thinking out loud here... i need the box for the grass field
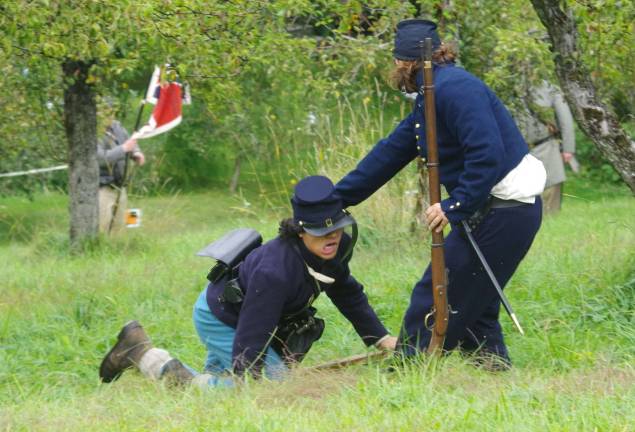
[0,179,633,431]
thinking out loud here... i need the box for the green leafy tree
[2,0,376,250]
[1,2,165,250]
[1,0,417,203]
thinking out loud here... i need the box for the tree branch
[11,44,62,60]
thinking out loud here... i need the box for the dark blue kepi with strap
[291,175,355,236]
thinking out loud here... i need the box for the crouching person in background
[99,175,397,388]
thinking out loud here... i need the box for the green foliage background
[1,0,633,195]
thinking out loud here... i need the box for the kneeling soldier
[99,175,397,387]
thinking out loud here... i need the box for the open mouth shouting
[301,228,344,260]
[321,238,340,258]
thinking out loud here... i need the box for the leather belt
[490,196,528,208]
[464,196,530,231]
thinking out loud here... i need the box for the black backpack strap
[339,211,358,264]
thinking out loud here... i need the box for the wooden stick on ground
[310,350,390,371]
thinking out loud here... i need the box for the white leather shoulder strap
[306,264,335,284]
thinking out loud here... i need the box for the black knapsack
[197,228,263,303]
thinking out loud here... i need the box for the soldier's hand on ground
[132,151,145,166]
[376,335,398,351]
[425,203,448,233]
[122,138,138,153]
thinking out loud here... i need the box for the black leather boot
[99,320,153,383]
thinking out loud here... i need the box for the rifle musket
[419,37,450,355]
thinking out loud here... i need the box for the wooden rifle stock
[421,38,449,355]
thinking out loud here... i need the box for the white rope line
[0,165,68,179]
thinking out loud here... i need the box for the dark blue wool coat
[207,235,388,375]
[335,64,529,223]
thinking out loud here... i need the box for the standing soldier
[516,81,578,214]
[97,119,145,233]
[335,19,546,368]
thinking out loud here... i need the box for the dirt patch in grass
[252,367,360,407]
[547,363,635,396]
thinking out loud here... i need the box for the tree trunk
[62,60,98,251]
[530,0,635,193]
[434,0,453,30]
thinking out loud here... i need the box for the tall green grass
[1,176,633,430]
[240,88,423,243]
[1,93,634,430]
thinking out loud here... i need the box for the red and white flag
[132,66,189,140]
[144,66,161,105]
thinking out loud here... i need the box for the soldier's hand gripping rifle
[421,38,449,355]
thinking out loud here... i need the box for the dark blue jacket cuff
[441,198,473,224]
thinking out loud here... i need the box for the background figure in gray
[516,81,578,214]
[97,120,145,232]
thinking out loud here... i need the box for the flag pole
[121,99,147,187]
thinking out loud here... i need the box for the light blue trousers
[190,287,288,387]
